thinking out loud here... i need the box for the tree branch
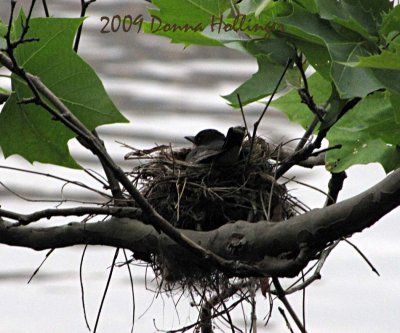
[1,168,398,277]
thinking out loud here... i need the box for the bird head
[184,129,225,147]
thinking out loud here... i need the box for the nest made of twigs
[126,136,302,284]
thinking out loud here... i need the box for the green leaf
[326,92,400,173]
[371,68,400,94]
[389,91,400,125]
[295,0,318,14]
[149,0,231,27]
[344,44,400,70]
[316,0,378,38]
[0,21,6,53]
[144,0,232,46]
[276,3,389,98]
[355,0,393,20]
[271,72,332,128]
[238,0,262,14]
[243,38,296,65]
[380,5,400,36]
[255,0,273,18]
[0,86,12,94]
[329,41,383,98]
[326,139,400,173]
[222,55,288,107]
[295,39,331,79]
[0,11,128,168]
[319,83,348,131]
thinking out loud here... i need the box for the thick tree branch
[1,168,398,277]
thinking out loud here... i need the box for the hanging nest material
[125,134,304,284]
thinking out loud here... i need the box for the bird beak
[184,135,196,144]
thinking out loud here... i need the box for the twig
[80,244,91,331]
[27,248,54,283]
[344,239,380,276]
[272,278,307,333]
[246,59,293,168]
[278,307,294,333]
[0,165,111,198]
[41,0,50,17]
[301,271,306,331]
[237,94,251,140]
[93,248,119,333]
[123,249,135,333]
[295,53,324,121]
[249,278,257,333]
[280,241,339,295]
[0,206,141,226]
[324,171,347,206]
[74,0,97,52]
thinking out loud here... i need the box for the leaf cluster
[144,0,400,172]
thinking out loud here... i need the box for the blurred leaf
[277,3,389,98]
[243,38,296,65]
[0,86,12,94]
[238,0,262,14]
[355,0,393,21]
[329,41,383,98]
[316,0,378,38]
[149,0,231,26]
[0,21,6,55]
[319,84,348,131]
[255,0,273,18]
[343,44,400,70]
[389,91,400,124]
[0,12,128,168]
[295,39,331,79]
[380,5,400,36]
[295,0,318,14]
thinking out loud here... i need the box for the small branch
[74,0,97,52]
[294,54,325,121]
[237,94,251,141]
[0,165,111,199]
[278,307,294,333]
[280,241,339,295]
[344,239,380,276]
[199,282,249,333]
[294,115,319,152]
[325,171,347,206]
[93,248,119,333]
[0,206,141,226]
[268,143,325,168]
[41,0,50,17]
[123,249,135,333]
[273,278,306,333]
[247,59,293,167]
[27,248,54,283]
[79,245,92,331]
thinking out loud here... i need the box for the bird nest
[127,137,297,229]
[126,135,302,285]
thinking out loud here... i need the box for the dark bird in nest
[185,126,246,164]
